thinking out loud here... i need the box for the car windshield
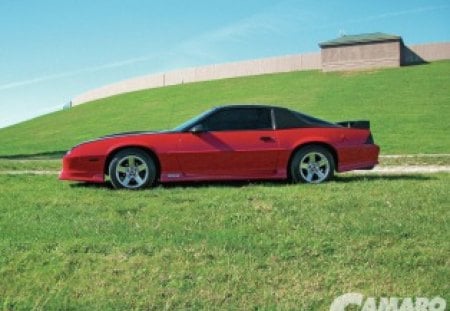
[172,108,215,132]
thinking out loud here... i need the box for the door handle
[260,136,275,142]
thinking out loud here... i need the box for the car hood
[96,129,177,141]
[100,130,162,139]
[71,130,174,150]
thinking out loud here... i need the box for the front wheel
[290,146,335,184]
[108,148,156,189]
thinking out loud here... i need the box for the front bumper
[59,153,105,183]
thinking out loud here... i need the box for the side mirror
[190,124,206,134]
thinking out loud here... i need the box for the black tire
[290,145,335,184]
[108,148,156,190]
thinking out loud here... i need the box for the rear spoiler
[337,120,370,129]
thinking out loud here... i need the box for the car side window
[202,108,272,131]
[274,108,305,129]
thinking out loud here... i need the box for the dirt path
[353,165,450,174]
[1,166,450,176]
[379,154,450,158]
[0,170,59,175]
[1,154,450,176]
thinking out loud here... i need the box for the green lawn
[1,61,449,157]
[0,174,448,310]
[0,61,449,310]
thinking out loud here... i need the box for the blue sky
[0,0,449,128]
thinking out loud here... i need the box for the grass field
[0,173,449,310]
[0,61,449,310]
[0,61,449,156]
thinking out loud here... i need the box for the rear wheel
[290,146,334,184]
[108,148,156,189]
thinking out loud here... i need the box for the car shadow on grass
[69,174,435,190]
[70,182,113,190]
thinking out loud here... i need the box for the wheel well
[104,146,161,179]
[287,142,338,179]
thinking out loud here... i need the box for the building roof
[319,32,402,48]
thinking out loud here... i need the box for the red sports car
[60,105,379,189]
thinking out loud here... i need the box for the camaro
[60,105,380,189]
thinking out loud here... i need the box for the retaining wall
[409,42,450,61]
[71,53,321,106]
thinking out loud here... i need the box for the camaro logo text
[330,293,446,311]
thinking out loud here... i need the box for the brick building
[319,32,403,72]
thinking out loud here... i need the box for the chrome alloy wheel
[299,152,330,183]
[115,155,149,189]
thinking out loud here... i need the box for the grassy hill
[1,61,449,156]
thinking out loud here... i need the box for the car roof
[215,104,281,110]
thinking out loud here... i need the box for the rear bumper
[337,144,380,172]
[59,154,105,183]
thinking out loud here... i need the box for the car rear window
[274,108,336,129]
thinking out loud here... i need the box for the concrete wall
[71,53,321,106]
[321,41,401,72]
[72,74,165,106]
[71,42,450,106]
[404,42,450,64]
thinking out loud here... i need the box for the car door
[176,107,280,178]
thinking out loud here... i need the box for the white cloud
[0,55,160,91]
[339,4,450,27]
[0,1,302,92]
[309,4,450,32]
[175,1,308,63]
[1,2,448,92]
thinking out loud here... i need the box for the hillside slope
[0,61,449,156]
